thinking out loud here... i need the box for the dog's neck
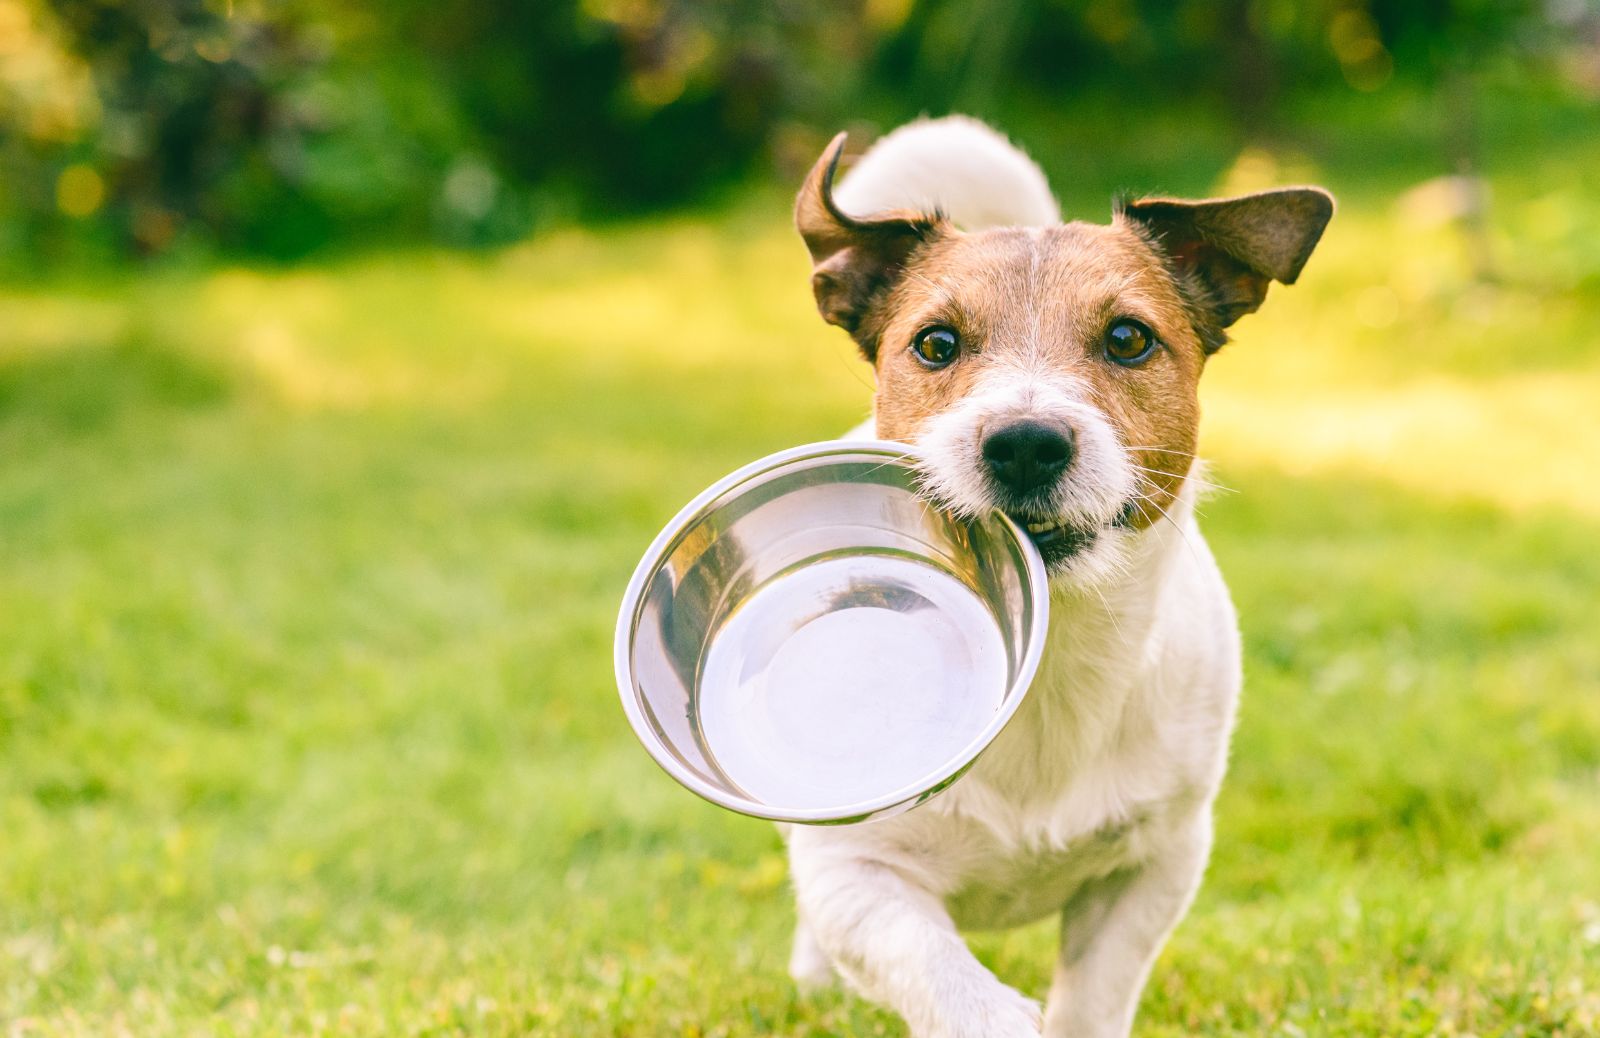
[1052,475,1204,656]
[954,480,1204,815]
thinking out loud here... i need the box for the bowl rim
[613,438,1051,824]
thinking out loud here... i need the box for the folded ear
[1120,187,1333,352]
[796,132,947,361]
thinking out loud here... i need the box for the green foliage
[0,0,876,263]
[1,0,1594,265]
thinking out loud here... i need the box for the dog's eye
[911,326,960,369]
[1104,318,1158,366]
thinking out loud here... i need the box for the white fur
[912,357,1139,588]
[786,122,1243,1038]
[833,115,1061,229]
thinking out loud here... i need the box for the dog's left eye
[1104,318,1158,366]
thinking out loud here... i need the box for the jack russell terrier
[782,116,1332,1037]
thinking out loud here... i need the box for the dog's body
[782,118,1332,1038]
[787,484,1238,1037]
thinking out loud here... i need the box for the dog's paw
[924,982,1042,1038]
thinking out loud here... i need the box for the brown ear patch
[795,133,949,360]
[1121,187,1333,352]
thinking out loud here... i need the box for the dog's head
[797,133,1332,583]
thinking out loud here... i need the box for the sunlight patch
[1202,371,1600,517]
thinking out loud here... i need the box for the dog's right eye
[911,326,960,368]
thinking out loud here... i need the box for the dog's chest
[942,815,1151,931]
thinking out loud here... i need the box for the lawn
[3,107,1600,1035]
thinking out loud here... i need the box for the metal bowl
[614,440,1049,824]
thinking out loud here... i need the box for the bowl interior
[617,442,1046,823]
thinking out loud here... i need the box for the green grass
[4,116,1600,1035]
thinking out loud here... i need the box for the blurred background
[3,2,1599,1035]
[3,0,1599,264]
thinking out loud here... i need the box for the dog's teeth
[1026,521,1055,533]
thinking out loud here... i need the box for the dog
[782,116,1332,1038]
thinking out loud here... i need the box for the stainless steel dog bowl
[614,440,1049,824]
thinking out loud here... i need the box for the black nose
[982,421,1074,496]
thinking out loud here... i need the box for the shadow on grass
[0,333,231,439]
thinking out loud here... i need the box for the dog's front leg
[1042,817,1211,1038]
[789,841,1042,1038]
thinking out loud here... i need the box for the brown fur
[865,224,1203,528]
[796,134,1332,532]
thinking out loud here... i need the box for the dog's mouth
[1014,516,1098,566]
[1008,501,1139,569]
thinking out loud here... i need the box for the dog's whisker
[834,349,876,394]
[1091,584,1131,649]
[857,456,906,479]
[1119,445,1200,458]
[1125,463,1234,495]
[1130,477,1205,567]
